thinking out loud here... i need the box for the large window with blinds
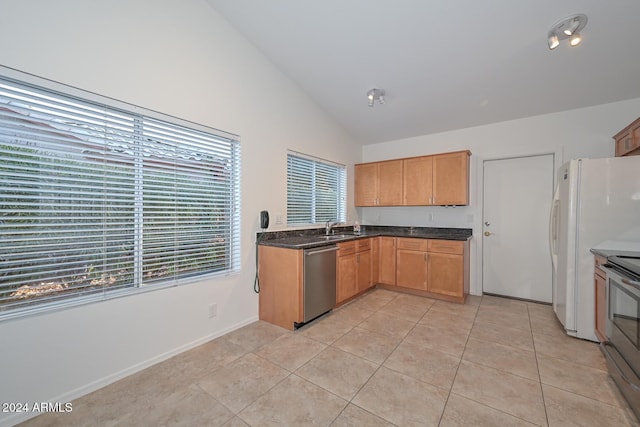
[287,151,346,226]
[0,74,241,318]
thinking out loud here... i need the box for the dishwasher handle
[305,246,338,256]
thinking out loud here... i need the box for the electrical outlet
[275,214,284,224]
[208,303,217,318]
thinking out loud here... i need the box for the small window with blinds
[0,74,241,319]
[287,151,346,226]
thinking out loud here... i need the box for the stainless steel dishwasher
[296,245,338,328]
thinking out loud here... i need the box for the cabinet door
[432,151,469,205]
[378,237,396,285]
[615,130,633,157]
[378,160,403,206]
[371,237,379,284]
[396,249,428,290]
[403,156,433,205]
[337,253,357,303]
[355,163,378,206]
[356,250,372,292]
[595,270,607,341]
[428,252,464,298]
[631,121,640,155]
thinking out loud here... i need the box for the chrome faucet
[325,220,339,236]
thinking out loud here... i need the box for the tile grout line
[436,297,480,426]
[528,303,551,427]
[326,291,410,426]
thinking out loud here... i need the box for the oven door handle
[601,341,640,392]
[600,265,640,292]
[622,278,640,287]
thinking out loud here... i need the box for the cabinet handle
[357,254,360,263]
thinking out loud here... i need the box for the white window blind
[0,74,241,318]
[287,152,346,225]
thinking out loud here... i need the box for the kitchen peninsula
[257,226,471,330]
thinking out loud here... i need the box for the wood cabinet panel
[378,237,397,285]
[403,156,433,205]
[397,237,429,251]
[357,250,372,292]
[613,117,640,157]
[337,252,357,303]
[387,237,469,303]
[432,151,470,205]
[371,237,380,284]
[354,160,402,206]
[396,249,428,290]
[428,239,464,255]
[595,269,607,342]
[355,163,378,206]
[594,254,607,342]
[337,240,356,256]
[258,246,303,330]
[355,150,470,207]
[378,160,403,205]
[428,252,464,298]
[337,238,373,304]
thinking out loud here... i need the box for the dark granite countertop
[258,225,472,249]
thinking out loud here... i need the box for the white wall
[361,97,640,296]
[0,1,360,424]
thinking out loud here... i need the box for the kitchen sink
[321,234,353,240]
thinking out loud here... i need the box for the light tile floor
[20,289,640,426]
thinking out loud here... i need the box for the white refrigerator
[550,157,640,342]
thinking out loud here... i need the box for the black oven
[601,256,640,420]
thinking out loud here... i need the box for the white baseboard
[1,315,259,427]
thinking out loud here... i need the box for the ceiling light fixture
[547,14,587,50]
[569,33,582,46]
[367,88,385,107]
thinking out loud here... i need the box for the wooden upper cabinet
[403,156,433,205]
[355,150,470,207]
[378,160,403,205]
[613,117,640,157]
[432,151,470,205]
[355,160,402,206]
[355,163,379,206]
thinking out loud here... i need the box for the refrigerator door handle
[549,185,560,270]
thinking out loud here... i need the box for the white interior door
[482,154,554,302]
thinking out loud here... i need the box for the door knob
[484,231,493,237]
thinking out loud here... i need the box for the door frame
[478,150,560,298]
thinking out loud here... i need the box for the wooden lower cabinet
[594,255,607,341]
[377,237,469,303]
[337,238,373,305]
[258,245,303,330]
[428,252,464,298]
[396,238,428,290]
[337,250,357,303]
[378,237,397,285]
[356,249,372,293]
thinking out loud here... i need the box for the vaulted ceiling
[207,1,640,144]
